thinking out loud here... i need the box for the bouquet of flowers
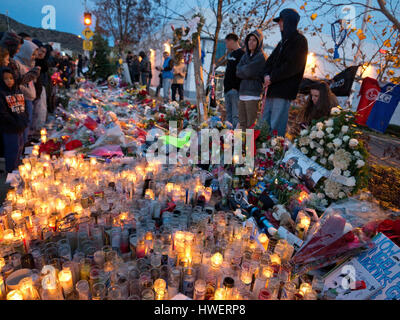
[291,198,388,274]
[293,106,369,205]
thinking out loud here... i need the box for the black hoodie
[236,30,267,97]
[0,67,28,133]
[264,9,308,100]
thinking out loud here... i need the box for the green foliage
[88,31,114,81]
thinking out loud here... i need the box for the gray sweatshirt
[14,40,38,101]
[236,29,267,97]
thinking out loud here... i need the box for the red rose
[272,129,278,136]
[65,140,83,151]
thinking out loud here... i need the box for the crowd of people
[126,50,187,103]
[223,8,338,136]
[1,7,340,174]
[0,31,80,174]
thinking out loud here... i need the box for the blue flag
[366,82,400,133]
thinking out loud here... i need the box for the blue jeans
[261,97,291,137]
[2,132,24,173]
[163,78,173,101]
[224,89,239,128]
[24,100,33,143]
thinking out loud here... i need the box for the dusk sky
[0,0,90,36]
[0,0,388,46]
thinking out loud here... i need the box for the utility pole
[6,10,10,31]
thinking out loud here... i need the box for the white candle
[58,269,73,295]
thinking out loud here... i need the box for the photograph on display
[282,146,330,190]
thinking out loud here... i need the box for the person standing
[77,54,84,77]
[261,8,308,137]
[14,39,39,143]
[32,40,48,132]
[0,67,28,172]
[139,51,151,91]
[224,33,244,128]
[236,30,267,129]
[171,58,186,102]
[131,55,140,83]
[156,51,174,102]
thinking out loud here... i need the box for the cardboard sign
[322,233,400,300]
[356,233,400,300]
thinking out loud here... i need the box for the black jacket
[0,67,28,134]
[224,48,245,93]
[236,30,267,97]
[264,10,308,100]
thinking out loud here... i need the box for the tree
[92,0,158,53]
[301,0,400,84]
[88,23,114,81]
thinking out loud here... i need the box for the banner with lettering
[356,77,400,132]
[366,82,400,133]
[330,65,359,97]
[355,77,381,126]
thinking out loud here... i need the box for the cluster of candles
[0,151,320,300]
[0,191,319,300]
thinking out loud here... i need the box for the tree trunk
[207,0,224,85]
[193,34,207,123]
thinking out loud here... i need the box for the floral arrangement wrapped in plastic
[293,106,369,206]
[291,198,388,275]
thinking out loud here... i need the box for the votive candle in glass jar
[58,269,74,296]
[153,278,167,300]
[7,289,23,300]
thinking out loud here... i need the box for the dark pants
[24,100,33,143]
[141,73,150,91]
[171,84,184,101]
[2,131,24,173]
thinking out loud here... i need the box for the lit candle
[211,252,223,269]
[0,276,5,299]
[214,288,225,300]
[58,269,74,295]
[7,289,23,300]
[262,266,274,279]
[240,270,252,289]
[153,278,167,300]
[19,277,39,300]
[296,214,311,240]
[258,233,269,251]
[299,283,313,297]
[11,210,23,224]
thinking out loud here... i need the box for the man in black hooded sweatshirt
[261,8,308,137]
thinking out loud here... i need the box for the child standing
[0,47,9,67]
[0,67,28,172]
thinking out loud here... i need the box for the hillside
[0,13,83,53]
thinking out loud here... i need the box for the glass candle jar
[193,279,206,300]
[141,288,154,300]
[108,285,122,300]
[76,280,90,300]
[92,282,106,300]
